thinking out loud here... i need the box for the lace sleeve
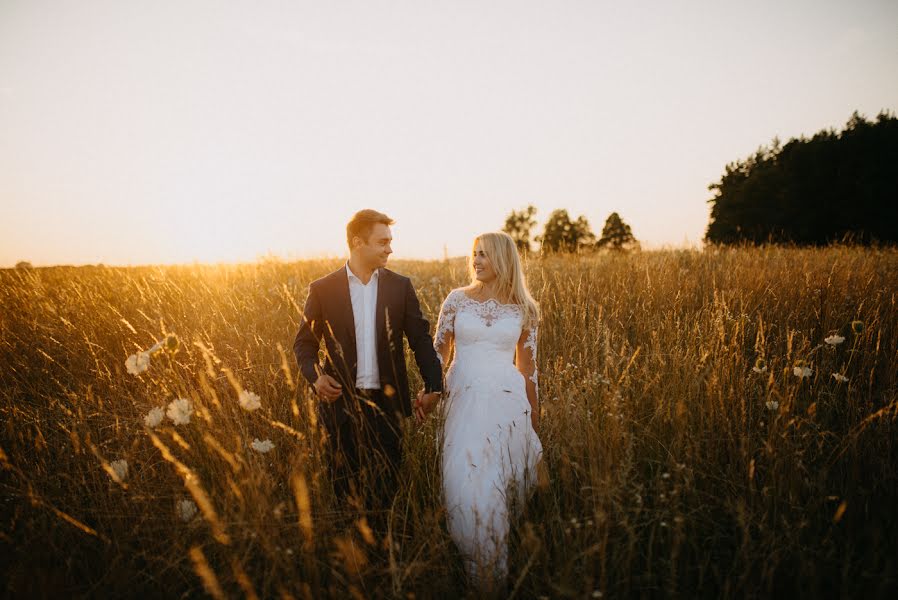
[434,290,459,367]
[516,323,538,402]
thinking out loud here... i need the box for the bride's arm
[515,324,539,433]
[433,291,458,369]
[436,331,454,368]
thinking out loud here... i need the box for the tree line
[705,110,898,246]
[502,206,638,254]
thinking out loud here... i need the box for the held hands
[315,376,439,417]
[414,389,441,424]
[313,374,342,402]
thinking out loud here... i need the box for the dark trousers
[324,388,404,517]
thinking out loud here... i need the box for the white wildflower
[824,334,845,347]
[177,499,198,522]
[793,364,813,379]
[251,438,275,453]
[125,351,151,375]
[144,406,164,428]
[110,459,128,481]
[238,390,262,412]
[765,400,779,411]
[832,373,849,383]
[166,397,193,425]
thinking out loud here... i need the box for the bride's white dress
[434,289,543,583]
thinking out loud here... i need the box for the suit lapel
[375,268,388,353]
[334,267,358,371]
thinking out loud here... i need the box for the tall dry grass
[1,246,896,598]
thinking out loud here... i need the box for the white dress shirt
[346,262,381,389]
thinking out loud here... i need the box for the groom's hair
[346,209,395,248]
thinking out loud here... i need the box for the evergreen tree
[597,212,637,250]
[537,209,596,253]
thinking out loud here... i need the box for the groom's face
[353,223,393,269]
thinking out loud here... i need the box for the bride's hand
[413,390,425,423]
[414,390,441,423]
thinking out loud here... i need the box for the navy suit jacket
[293,266,442,432]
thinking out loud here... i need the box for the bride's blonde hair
[468,232,540,329]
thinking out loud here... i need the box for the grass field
[1,246,896,599]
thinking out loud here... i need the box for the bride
[418,231,543,589]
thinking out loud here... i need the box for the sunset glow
[1,0,896,266]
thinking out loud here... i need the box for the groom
[293,209,443,508]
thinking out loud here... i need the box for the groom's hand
[414,390,441,423]
[313,374,342,402]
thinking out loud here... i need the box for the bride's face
[472,243,497,284]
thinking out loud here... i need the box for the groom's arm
[293,283,325,388]
[402,278,443,394]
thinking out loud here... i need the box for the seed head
[164,334,179,351]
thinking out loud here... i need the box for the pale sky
[1,0,896,266]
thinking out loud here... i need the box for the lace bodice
[434,288,538,394]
